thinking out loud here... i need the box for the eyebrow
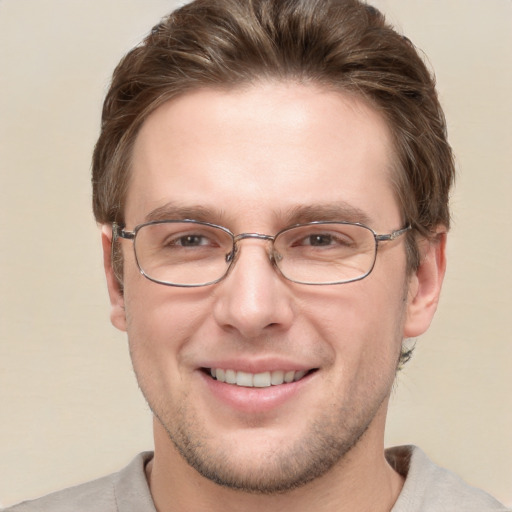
[281,203,372,226]
[144,203,226,224]
[143,200,373,229]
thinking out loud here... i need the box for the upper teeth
[210,368,307,388]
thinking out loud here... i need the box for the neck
[146,417,404,512]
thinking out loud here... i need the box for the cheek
[300,277,407,363]
[122,288,212,414]
[123,279,210,361]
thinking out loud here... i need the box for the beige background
[0,0,511,508]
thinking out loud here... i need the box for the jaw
[147,389,397,512]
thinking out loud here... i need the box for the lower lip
[199,370,315,414]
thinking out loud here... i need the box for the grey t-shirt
[4,446,509,511]
[386,446,510,511]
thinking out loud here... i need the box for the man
[4,0,509,510]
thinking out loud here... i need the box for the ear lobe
[403,230,447,338]
[101,225,127,332]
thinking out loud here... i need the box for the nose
[212,239,295,339]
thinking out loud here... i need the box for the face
[104,82,443,493]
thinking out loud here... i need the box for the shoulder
[2,452,155,512]
[387,445,510,512]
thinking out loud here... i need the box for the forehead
[126,81,400,229]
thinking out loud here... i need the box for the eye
[303,234,339,246]
[161,230,225,250]
[172,234,211,247]
[293,231,353,248]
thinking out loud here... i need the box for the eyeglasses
[113,220,411,287]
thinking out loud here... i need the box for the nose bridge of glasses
[226,232,277,265]
[233,232,275,243]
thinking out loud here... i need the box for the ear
[403,229,447,338]
[101,225,127,332]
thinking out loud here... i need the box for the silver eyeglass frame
[112,219,411,287]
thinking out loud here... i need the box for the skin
[102,81,446,511]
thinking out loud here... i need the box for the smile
[208,368,314,388]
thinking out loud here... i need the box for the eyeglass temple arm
[112,222,135,241]
[375,225,411,242]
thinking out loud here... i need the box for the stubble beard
[146,381,392,495]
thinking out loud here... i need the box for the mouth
[203,368,317,388]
